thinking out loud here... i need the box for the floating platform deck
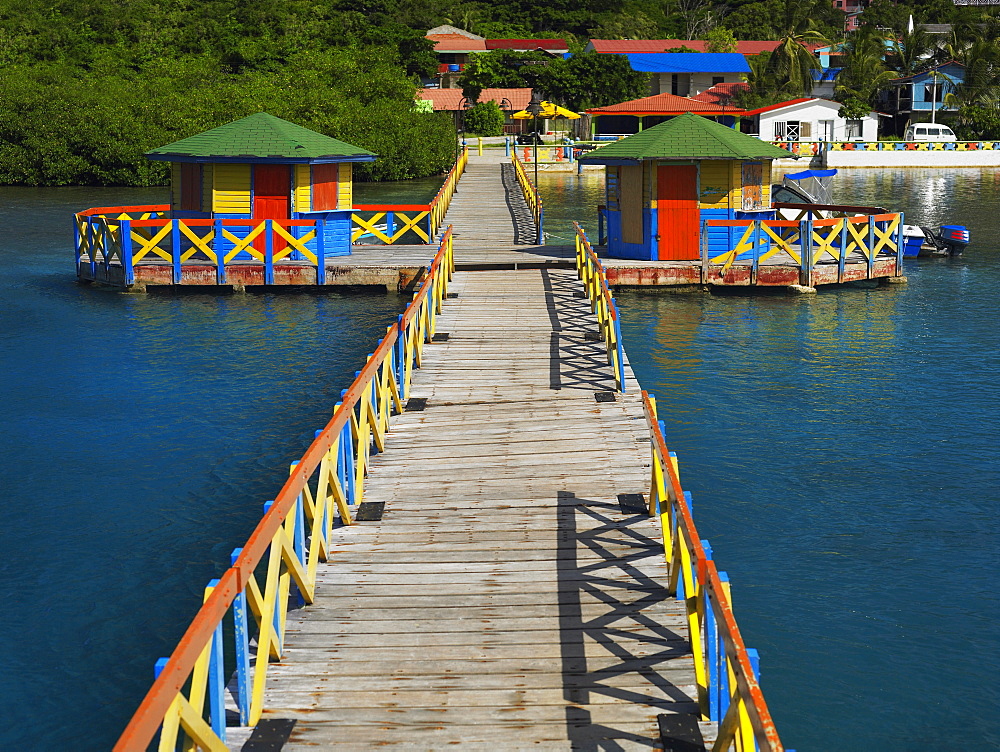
[77,152,904,292]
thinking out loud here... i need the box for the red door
[656,165,699,261]
[253,164,291,252]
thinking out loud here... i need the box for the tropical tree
[890,27,934,77]
[763,0,829,97]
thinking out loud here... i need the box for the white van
[904,124,957,142]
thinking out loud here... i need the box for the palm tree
[891,27,933,77]
[763,0,829,97]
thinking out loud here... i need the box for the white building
[740,98,879,142]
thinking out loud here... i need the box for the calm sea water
[1,169,997,750]
[0,187,405,750]
[541,168,1000,750]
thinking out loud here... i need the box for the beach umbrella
[512,101,581,119]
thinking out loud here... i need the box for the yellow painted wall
[170,163,182,211]
[294,164,311,213]
[698,160,737,209]
[212,164,251,215]
[338,163,352,209]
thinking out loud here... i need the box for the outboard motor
[938,225,970,255]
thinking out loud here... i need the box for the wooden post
[205,580,227,743]
[120,219,135,286]
[315,220,326,285]
[264,220,274,285]
[171,219,182,284]
[230,548,251,726]
[214,219,226,285]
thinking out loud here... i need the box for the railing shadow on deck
[556,490,701,750]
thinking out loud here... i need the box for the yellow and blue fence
[772,139,1000,154]
[111,229,454,751]
[704,212,902,285]
[351,146,468,245]
[644,392,785,751]
[512,150,544,244]
[573,221,625,392]
[573,230,786,750]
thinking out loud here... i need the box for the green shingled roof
[146,113,376,162]
[579,112,792,162]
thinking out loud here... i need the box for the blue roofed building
[880,61,965,135]
[620,53,751,97]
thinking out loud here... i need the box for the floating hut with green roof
[145,113,376,257]
[579,113,792,261]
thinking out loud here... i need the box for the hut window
[180,164,202,211]
[312,163,339,210]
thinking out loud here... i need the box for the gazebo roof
[579,112,792,163]
[146,113,377,164]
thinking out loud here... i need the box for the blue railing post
[120,219,135,286]
[230,548,251,726]
[206,578,227,743]
[171,220,182,284]
[264,220,275,284]
[386,212,396,243]
[895,211,905,271]
[73,217,81,270]
[154,657,168,679]
[315,220,326,285]
[613,301,625,393]
[718,571,731,719]
[88,218,97,279]
[702,541,721,723]
[838,217,848,281]
[505,137,510,157]
[214,219,226,285]
[800,218,813,287]
[867,215,876,278]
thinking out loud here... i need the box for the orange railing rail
[112,229,455,751]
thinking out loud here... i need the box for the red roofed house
[416,88,535,133]
[738,98,879,142]
[585,92,745,136]
[425,26,568,89]
[690,82,751,107]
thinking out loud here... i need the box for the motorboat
[772,169,969,257]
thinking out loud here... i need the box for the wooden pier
[114,153,783,752]
[257,268,709,749]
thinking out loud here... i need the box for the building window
[774,121,800,141]
[924,82,945,102]
[180,163,201,212]
[712,76,725,86]
[846,119,863,139]
[671,74,679,95]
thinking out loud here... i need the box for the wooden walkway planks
[255,265,714,750]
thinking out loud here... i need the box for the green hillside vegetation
[0,0,997,185]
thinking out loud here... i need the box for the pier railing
[571,220,784,750]
[512,150,544,244]
[573,221,625,392]
[704,212,902,285]
[644,393,784,752]
[112,229,455,751]
[771,139,1000,154]
[351,146,468,245]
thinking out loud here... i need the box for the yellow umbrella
[511,101,581,119]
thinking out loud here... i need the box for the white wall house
[741,98,879,142]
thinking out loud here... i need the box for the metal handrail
[112,229,455,751]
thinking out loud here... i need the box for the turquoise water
[540,168,1000,750]
[2,170,998,750]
